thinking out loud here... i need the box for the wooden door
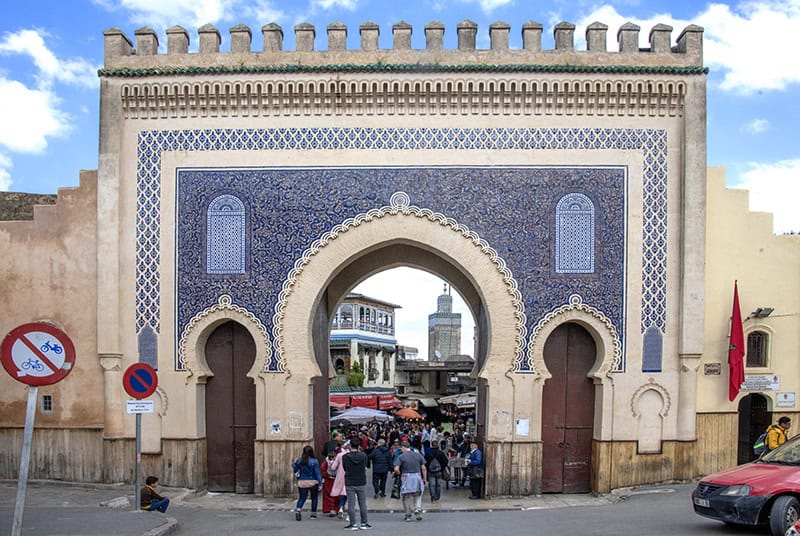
[738,394,771,465]
[541,322,596,493]
[205,321,256,493]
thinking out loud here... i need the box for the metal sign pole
[135,412,142,511]
[12,386,38,536]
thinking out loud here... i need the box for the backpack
[326,458,337,477]
[754,427,775,455]
[429,456,442,475]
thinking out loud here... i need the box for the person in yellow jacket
[766,416,792,452]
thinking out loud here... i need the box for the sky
[1,0,798,355]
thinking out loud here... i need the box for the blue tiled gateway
[0,18,720,498]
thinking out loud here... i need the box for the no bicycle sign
[1,322,76,386]
[2,322,77,536]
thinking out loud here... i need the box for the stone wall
[0,193,56,221]
[0,172,101,482]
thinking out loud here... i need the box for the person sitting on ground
[140,476,169,513]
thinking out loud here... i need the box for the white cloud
[741,118,769,134]
[312,0,360,10]
[455,0,514,15]
[92,0,237,29]
[735,159,800,233]
[352,267,476,360]
[93,0,288,36]
[572,5,683,51]
[0,153,12,191]
[0,77,68,153]
[0,30,98,89]
[240,0,285,23]
[697,1,800,93]
[477,0,514,14]
[0,28,98,162]
[574,1,800,94]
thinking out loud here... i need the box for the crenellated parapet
[101,20,704,73]
[101,20,706,121]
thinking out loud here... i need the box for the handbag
[390,474,401,499]
[442,465,451,482]
[297,479,318,488]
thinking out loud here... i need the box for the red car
[693,434,800,536]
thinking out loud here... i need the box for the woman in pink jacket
[329,440,349,519]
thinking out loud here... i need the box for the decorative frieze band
[120,77,686,119]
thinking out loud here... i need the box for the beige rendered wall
[0,172,102,480]
[701,167,800,411]
[697,167,800,473]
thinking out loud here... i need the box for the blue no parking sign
[122,363,158,399]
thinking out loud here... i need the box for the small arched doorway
[541,322,596,493]
[205,321,257,492]
[738,393,771,465]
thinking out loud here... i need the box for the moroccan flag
[728,281,745,401]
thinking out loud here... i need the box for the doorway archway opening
[738,393,771,465]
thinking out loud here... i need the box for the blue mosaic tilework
[135,127,668,370]
[555,193,595,274]
[206,194,246,275]
[176,167,626,373]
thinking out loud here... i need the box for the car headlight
[720,485,751,496]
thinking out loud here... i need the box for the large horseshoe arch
[277,207,532,495]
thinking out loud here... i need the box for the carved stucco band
[155,385,168,417]
[272,191,528,374]
[631,378,672,418]
[178,294,273,373]
[525,293,622,374]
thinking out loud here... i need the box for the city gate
[91,17,707,495]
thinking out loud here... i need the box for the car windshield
[762,435,800,464]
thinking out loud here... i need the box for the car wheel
[769,495,800,536]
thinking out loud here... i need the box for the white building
[330,293,399,388]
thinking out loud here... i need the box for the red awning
[330,395,350,409]
[350,394,378,409]
[378,395,403,410]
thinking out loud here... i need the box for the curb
[142,516,178,536]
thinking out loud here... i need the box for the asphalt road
[171,483,771,536]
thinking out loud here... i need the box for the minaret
[428,283,461,360]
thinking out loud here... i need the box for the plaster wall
[700,167,800,412]
[0,173,102,480]
[0,172,100,427]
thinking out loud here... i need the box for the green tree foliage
[348,360,365,387]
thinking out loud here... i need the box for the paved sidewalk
[0,479,626,536]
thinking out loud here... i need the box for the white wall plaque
[777,392,796,408]
[741,375,780,391]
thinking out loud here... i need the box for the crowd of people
[291,420,485,529]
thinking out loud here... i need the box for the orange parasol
[395,407,422,420]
